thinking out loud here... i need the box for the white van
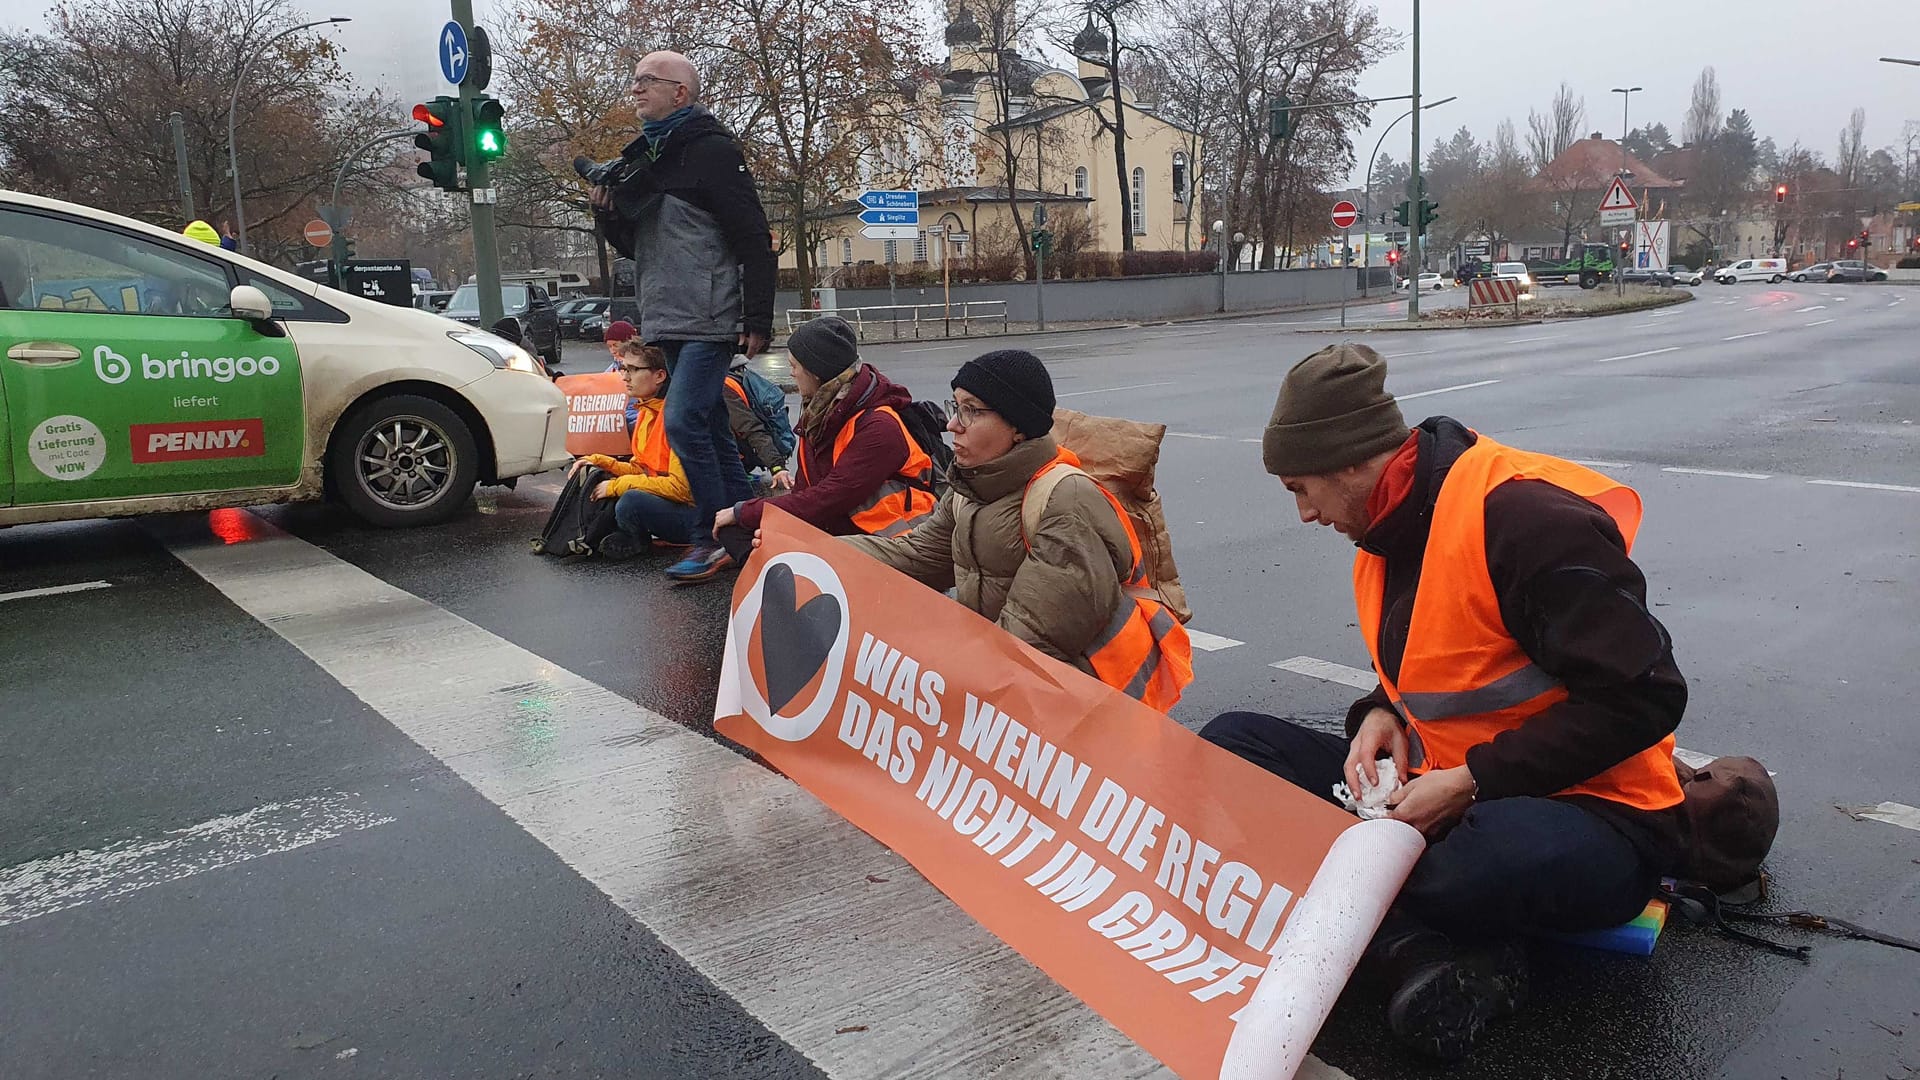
[1715,258,1787,284]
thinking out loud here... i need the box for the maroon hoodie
[734,363,916,534]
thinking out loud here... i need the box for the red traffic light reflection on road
[412,103,445,128]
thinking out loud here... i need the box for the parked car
[579,298,640,341]
[1825,259,1888,283]
[1715,258,1787,284]
[1789,263,1832,283]
[414,289,454,312]
[1618,265,1677,286]
[557,296,609,339]
[0,188,569,529]
[443,283,563,370]
[1665,264,1705,286]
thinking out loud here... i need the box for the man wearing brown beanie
[1202,342,1688,1061]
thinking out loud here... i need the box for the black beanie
[788,316,860,380]
[952,349,1055,438]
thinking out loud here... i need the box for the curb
[1295,285,1694,332]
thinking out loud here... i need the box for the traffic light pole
[1405,0,1422,322]
[452,0,504,331]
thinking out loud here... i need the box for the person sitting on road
[609,317,791,488]
[574,341,695,559]
[839,349,1193,712]
[712,316,930,563]
[603,320,643,431]
[1201,343,1687,1061]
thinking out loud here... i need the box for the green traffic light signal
[413,96,463,192]
[470,95,506,160]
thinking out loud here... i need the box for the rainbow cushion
[1543,899,1669,956]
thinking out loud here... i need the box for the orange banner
[555,371,631,457]
[716,508,1402,1078]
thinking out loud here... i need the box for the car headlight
[450,330,541,375]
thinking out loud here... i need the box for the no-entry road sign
[1331,200,1359,229]
[303,219,334,247]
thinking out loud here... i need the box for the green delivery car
[0,190,572,528]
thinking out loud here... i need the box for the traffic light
[1386,247,1401,265]
[1417,199,1440,232]
[1859,229,1871,250]
[470,94,507,160]
[413,97,463,191]
[1847,238,1859,249]
[1393,200,1411,227]
[1774,184,1788,203]
[1268,95,1291,140]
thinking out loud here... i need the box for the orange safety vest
[629,397,674,476]
[1352,435,1683,811]
[797,406,937,537]
[1026,453,1195,712]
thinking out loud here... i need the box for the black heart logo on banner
[759,563,843,714]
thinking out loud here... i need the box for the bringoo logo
[734,553,848,742]
[94,345,131,384]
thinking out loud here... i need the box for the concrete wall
[775,267,1376,335]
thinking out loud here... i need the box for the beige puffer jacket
[842,436,1134,675]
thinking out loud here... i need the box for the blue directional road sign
[858,190,917,212]
[439,21,470,86]
[859,208,918,226]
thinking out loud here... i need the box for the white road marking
[901,344,967,353]
[1833,296,1849,302]
[1185,630,1245,653]
[1145,329,1218,338]
[0,792,394,928]
[1271,656,1376,690]
[1568,459,1635,470]
[1844,802,1920,833]
[1742,306,1765,312]
[1794,305,1826,312]
[1807,479,1920,494]
[1662,467,1773,480]
[1722,331,1770,341]
[1057,380,1175,398]
[0,580,112,604]
[1031,343,1087,350]
[1396,379,1500,401]
[1805,319,1835,327]
[154,514,1212,1078]
[1503,335,1564,344]
[1595,346,1680,364]
[1382,350,1434,358]
[1166,431,1228,441]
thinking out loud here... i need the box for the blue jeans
[613,490,696,546]
[1199,712,1656,941]
[659,340,752,542]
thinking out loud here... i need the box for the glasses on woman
[946,398,996,430]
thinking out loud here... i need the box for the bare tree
[1836,106,1867,188]
[1682,66,1721,147]
[1124,46,1220,251]
[1065,0,1146,250]
[1524,82,1586,168]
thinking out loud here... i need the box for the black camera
[573,155,624,187]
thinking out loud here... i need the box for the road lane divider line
[1166,431,1228,441]
[1185,630,1245,653]
[1381,350,1434,358]
[1833,296,1849,301]
[1805,319,1835,327]
[1057,381,1174,398]
[1663,467,1772,480]
[1807,479,1920,494]
[1595,346,1680,363]
[1842,802,1920,834]
[1503,335,1564,344]
[1568,459,1635,469]
[0,580,112,603]
[1794,305,1826,312]
[1396,379,1500,401]
[154,513,1217,1080]
[1722,331,1771,341]
[0,791,393,928]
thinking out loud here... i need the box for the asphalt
[3,279,1916,1080]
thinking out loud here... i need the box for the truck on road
[1527,243,1616,289]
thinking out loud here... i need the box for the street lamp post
[1610,86,1642,142]
[228,16,351,255]
[1406,0,1422,321]
[1361,95,1455,297]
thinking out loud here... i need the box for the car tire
[1578,272,1598,290]
[328,394,479,528]
[546,336,563,371]
[1769,274,1784,283]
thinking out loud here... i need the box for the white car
[1665,265,1705,286]
[1489,261,1536,299]
[0,189,571,529]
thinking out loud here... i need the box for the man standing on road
[1204,343,1688,1061]
[591,50,777,584]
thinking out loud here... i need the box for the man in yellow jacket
[575,342,695,559]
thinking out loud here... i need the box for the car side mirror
[490,317,523,344]
[229,284,285,337]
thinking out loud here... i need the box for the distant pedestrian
[590,49,777,585]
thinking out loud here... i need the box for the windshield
[1496,262,1527,274]
[445,284,531,316]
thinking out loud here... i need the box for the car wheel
[1578,271,1598,290]
[547,336,563,370]
[329,394,479,528]
[1769,274,1784,283]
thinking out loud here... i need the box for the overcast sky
[3,0,1916,186]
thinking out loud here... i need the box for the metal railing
[784,301,1009,340]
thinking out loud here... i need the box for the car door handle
[7,341,82,365]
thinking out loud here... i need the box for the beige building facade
[783,7,1203,275]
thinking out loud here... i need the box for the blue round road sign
[438,21,469,85]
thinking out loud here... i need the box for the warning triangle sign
[1599,176,1638,212]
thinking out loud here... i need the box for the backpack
[531,466,621,557]
[893,399,955,498]
[1028,408,1192,624]
[727,364,797,467]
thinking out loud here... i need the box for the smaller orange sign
[554,371,632,457]
[302,219,333,247]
